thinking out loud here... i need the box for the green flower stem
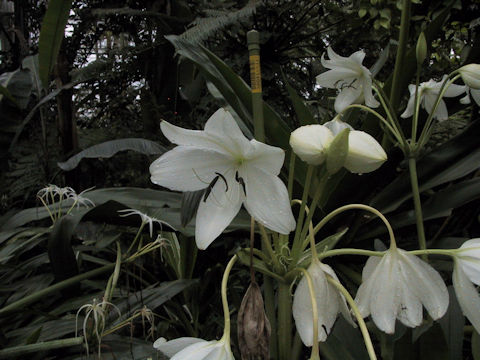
[258,223,282,271]
[326,276,377,360]
[290,165,315,267]
[264,276,278,359]
[417,74,462,150]
[297,267,320,360]
[291,332,303,360]
[313,204,397,249]
[38,196,56,224]
[278,282,293,360]
[408,248,456,257]
[221,255,238,342]
[340,103,404,146]
[0,337,84,358]
[126,222,146,255]
[104,242,122,305]
[390,0,411,111]
[288,151,296,200]
[408,157,427,259]
[320,248,384,259]
[411,68,422,143]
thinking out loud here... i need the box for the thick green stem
[264,276,278,358]
[277,282,292,360]
[408,157,427,259]
[0,337,84,358]
[390,0,411,111]
[221,255,238,341]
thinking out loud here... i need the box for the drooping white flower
[316,47,379,113]
[290,121,387,173]
[458,64,480,89]
[118,208,174,238]
[452,239,480,332]
[355,247,449,334]
[293,261,353,345]
[150,108,295,249]
[154,337,234,360]
[401,76,466,121]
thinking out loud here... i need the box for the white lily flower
[355,247,449,334]
[452,239,480,332]
[154,337,235,360]
[401,76,466,121]
[293,261,354,345]
[316,47,379,113]
[118,209,174,238]
[290,121,387,173]
[289,125,334,165]
[67,187,96,209]
[37,184,75,203]
[458,64,480,89]
[150,108,295,249]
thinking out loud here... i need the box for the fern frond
[180,0,262,43]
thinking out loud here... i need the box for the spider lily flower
[293,261,354,345]
[290,121,386,173]
[67,187,95,209]
[154,337,234,360]
[37,184,75,203]
[452,239,480,332]
[149,108,295,249]
[355,247,449,334]
[401,76,466,121]
[316,47,379,113]
[458,64,480,89]
[118,209,174,237]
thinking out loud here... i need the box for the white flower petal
[459,64,480,89]
[195,173,243,249]
[396,279,423,328]
[344,130,387,174]
[289,125,334,165]
[355,256,381,318]
[443,83,466,98]
[334,87,362,113]
[369,253,398,334]
[246,139,285,176]
[316,70,344,88]
[457,239,480,285]
[361,77,380,108]
[150,147,232,191]
[453,264,480,333]
[401,92,416,118]
[324,118,354,136]
[171,341,219,360]
[398,250,449,320]
[243,168,295,234]
[350,50,366,64]
[154,337,206,357]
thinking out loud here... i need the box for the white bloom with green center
[154,337,234,360]
[452,239,480,332]
[150,108,295,249]
[355,247,449,334]
[401,76,466,121]
[316,47,379,113]
[292,261,353,345]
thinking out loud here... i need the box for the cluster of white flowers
[147,47,480,358]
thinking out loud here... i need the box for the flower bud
[344,131,387,174]
[416,32,427,65]
[458,64,480,89]
[289,125,334,165]
[237,282,271,360]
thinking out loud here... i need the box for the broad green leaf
[439,286,464,360]
[0,68,33,108]
[57,138,166,171]
[283,76,316,126]
[371,120,480,213]
[38,0,73,88]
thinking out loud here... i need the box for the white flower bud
[458,64,480,89]
[289,125,334,165]
[344,131,387,174]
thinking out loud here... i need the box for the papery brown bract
[237,282,271,359]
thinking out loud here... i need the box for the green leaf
[326,129,349,175]
[439,286,465,360]
[38,0,73,88]
[371,120,480,213]
[472,330,480,360]
[283,76,316,126]
[57,138,166,171]
[0,68,33,108]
